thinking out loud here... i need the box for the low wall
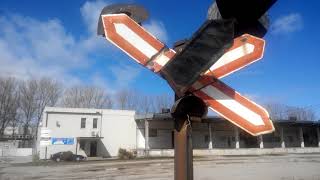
[0,148,32,157]
[137,147,320,157]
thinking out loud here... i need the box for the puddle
[86,168,105,172]
[117,167,126,170]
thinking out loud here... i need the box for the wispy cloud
[0,0,169,91]
[144,20,168,43]
[0,15,85,84]
[79,0,112,52]
[109,64,141,89]
[271,13,303,34]
[81,0,110,34]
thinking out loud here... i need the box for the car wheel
[56,157,61,162]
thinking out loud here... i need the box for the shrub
[118,148,135,160]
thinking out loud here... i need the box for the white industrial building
[37,107,320,159]
[38,107,136,159]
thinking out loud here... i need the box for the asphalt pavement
[1,154,320,180]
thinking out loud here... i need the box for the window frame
[93,118,98,129]
[81,118,86,129]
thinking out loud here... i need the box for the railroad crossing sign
[100,13,274,136]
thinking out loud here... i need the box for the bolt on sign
[98,6,275,136]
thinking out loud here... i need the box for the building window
[81,118,86,128]
[93,118,98,129]
[149,129,158,137]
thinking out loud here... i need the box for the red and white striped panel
[192,76,274,136]
[148,49,176,72]
[101,14,165,65]
[205,34,265,79]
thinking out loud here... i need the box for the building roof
[44,107,135,116]
[135,112,320,126]
[274,119,320,126]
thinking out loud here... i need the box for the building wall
[38,109,320,159]
[283,127,300,147]
[100,110,136,157]
[193,122,210,149]
[263,131,282,148]
[46,112,102,138]
[136,121,240,149]
[136,120,174,149]
[149,121,174,149]
[212,122,236,149]
[136,121,145,149]
[137,119,320,151]
[38,107,136,159]
[39,109,101,159]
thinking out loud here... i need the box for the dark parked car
[50,151,86,162]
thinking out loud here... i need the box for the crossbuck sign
[101,13,274,136]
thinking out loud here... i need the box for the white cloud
[79,0,113,52]
[109,64,141,89]
[271,13,303,34]
[144,20,168,43]
[80,0,169,43]
[80,0,110,34]
[90,72,114,93]
[0,0,169,91]
[0,15,85,84]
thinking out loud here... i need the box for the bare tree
[34,78,61,139]
[115,89,173,114]
[19,79,38,140]
[10,112,20,136]
[154,93,173,113]
[137,94,156,114]
[116,89,143,111]
[0,77,20,136]
[265,103,289,120]
[116,89,130,110]
[62,85,112,109]
[287,106,316,121]
[265,103,317,121]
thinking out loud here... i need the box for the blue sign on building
[51,138,74,145]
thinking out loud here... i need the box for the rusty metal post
[174,117,193,180]
[171,95,207,180]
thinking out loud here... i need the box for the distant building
[2,126,35,139]
[37,107,320,159]
[37,107,136,159]
[136,113,320,156]
[1,126,36,149]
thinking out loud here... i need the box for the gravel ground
[1,154,320,180]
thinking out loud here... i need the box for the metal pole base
[174,117,193,180]
[171,95,207,180]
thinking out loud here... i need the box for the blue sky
[0,0,320,116]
